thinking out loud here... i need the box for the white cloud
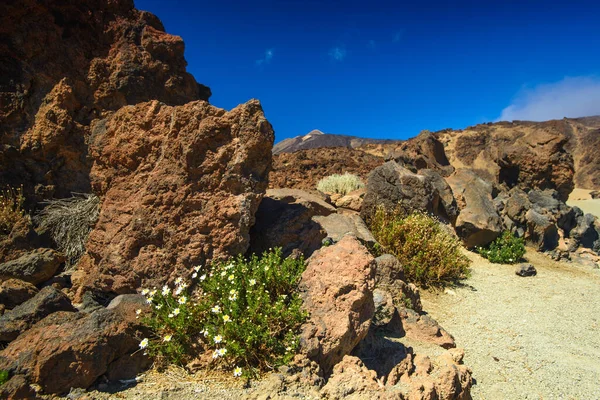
[328,46,347,61]
[255,48,274,67]
[498,76,600,122]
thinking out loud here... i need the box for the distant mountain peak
[273,130,396,155]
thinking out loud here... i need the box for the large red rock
[298,236,376,373]
[0,0,211,201]
[72,99,273,296]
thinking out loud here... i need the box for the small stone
[515,263,537,277]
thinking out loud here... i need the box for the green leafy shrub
[35,194,100,266]
[139,248,307,378]
[0,186,25,237]
[0,369,9,386]
[477,230,525,264]
[369,207,470,287]
[316,173,364,196]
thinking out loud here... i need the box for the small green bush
[316,173,364,196]
[0,369,9,386]
[369,207,470,287]
[0,186,25,237]
[35,194,100,266]
[139,248,307,378]
[477,231,525,264]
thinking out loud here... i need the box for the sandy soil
[421,250,600,400]
[567,188,600,218]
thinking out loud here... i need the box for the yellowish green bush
[139,248,307,378]
[316,173,364,196]
[369,207,470,287]
[0,186,25,237]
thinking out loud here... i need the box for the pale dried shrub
[35,193,100,266]
[316,173,364,196]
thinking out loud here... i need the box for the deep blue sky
[135,0,600,142]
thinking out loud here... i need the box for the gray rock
[0,286,75,342]
[446,169,503,248]
[0,248,65,285]
[374,254,422,313]
[312,213,376,248]
[525,209,559,250]
[515,263,537,277]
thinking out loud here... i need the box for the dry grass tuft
[316,173,364,196]
[35,193,100,266]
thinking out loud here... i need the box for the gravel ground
[421,250,600,400]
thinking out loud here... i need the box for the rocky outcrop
[249,189,333,257]
[361,161,458,224]
[270,147,384,191]
[299,236,376,373]
[0,279,39,310]
[0,294,148,395]
[72,99,273,296]
[447,169,503,248]
[0,0,211,202]
[0,286,75,342]
[0,248,64,285]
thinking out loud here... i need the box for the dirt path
[421,250,600,400]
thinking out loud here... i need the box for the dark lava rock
[515,263,537,277]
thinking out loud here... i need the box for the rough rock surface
[374,254,422,313]
[0,278,39,309]
[0,295,148,395]
[299,236,376,373]
[313,213,377,248]
[0,248,64,285]
[446,169,503,248]
[249,189,333,257]
[0,286,75,342]
[396,307,456,349]
[0,0,211,201]
[269,147,383,190]
[361,161,458,223]
[72,99,273,296]
[515,263,537,277]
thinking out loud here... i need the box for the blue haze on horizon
[135,0,600,143]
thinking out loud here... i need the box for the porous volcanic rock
[0,279,39,310]
[0,286,75,343]
[249,189,333,258]
[0,0,211,201]
[73,99,273,296]
[313,213,377,248]
[0,295,148,395]
[446,169,503,248]
[361,161,458,224]
[299,236,376,374]
[0,248,65,285]
[374,254,422,313]
[270,147,384,190]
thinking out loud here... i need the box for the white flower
[226,263,234,270]
[139,338,149,349]
[173,308,180,316]
[203,330,209,337]
[178,296,187,305]
[223,315,231,323]
[175,277,183,285]
[249,279,256,286]
[146,297,153,304]
[135,309,142,316]
[174,286,184,296]
[141,288,149,296]
[193,265,202,272]
[230,289,237,295]
[218,348,227,356]
[228,274,235,281]
[155,304,163,310]
[214,335,223,344]
[168,313,174,318]
[162,285,170,296]
[199,274,207,281]
[228,294,237,301]
[211,305,221,314]
[233,366,242,377]
[149,289,157,297]
[264,266,269,272]
[220,271,227,277]
[192,272,198,279]
[212,350,220,359]
[163,334,172,342]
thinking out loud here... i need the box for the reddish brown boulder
[0,0,210,201]
[0,279,39,309]
[299,236,376,373]
[397,308,456,349]
[72,99,273,296]
[0,295,147,395]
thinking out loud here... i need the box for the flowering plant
[477,230,525,264]
[138,248,307,378]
